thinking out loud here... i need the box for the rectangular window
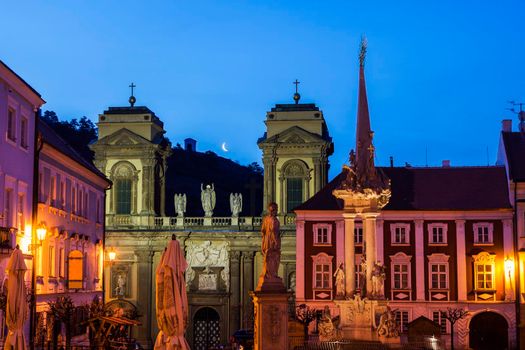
[17,194,24,232]
[476,264,493,289]
[391,224,410,245]
[430,263,447,289]
[7,108,16,141]
[286,178,303,213]
[476,225,490,244]
[432,311,447,334]
[354,225,363,245]
[72,187,77,214]
[50,176,57,207]
[59,248,64,277]
[355,262,362,290]
[96,199,101,223]
[395,311,409,333]
[314,263,331,289]
[49,246,56,277]
[393,263,409,289]
[432,226,444,244]
[20,117,28,149]
[116,179,132,214]
[5,189,13,227]
[60,181,65,208]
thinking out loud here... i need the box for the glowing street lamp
[36,222,47,243]
[107,248,116,263]
[505,256,514,279]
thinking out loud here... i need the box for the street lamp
[30,221,47,350]
[107,247,116,263]
[36,222,47,243]
[505,256,514,279]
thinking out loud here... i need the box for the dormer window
[313,223,332,245]
[391,223,410,245]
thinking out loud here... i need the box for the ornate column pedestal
[251,291,290,350]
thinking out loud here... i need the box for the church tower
[257,82,333,214]
[90,86,171,226]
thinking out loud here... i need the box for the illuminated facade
[35,120,110,343]
[0,59,45,345]
[294,51,518,349]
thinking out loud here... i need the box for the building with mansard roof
[294,43,518,349]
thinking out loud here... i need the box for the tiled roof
[501,132,525,181]
[295,166,511,211]
[38,119,109,183]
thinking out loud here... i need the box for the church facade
[295,45,519,350]
[91,91,332,349]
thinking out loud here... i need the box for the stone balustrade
[107,213,296,229]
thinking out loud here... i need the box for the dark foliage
[40,110,97,161]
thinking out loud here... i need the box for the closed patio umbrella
[5,246,28,350]
[154,235,190,350]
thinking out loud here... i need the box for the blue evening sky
[2,1,524,178]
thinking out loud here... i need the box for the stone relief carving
[266,304,281,341]
[185,240,230,291]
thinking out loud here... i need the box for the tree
[295,304,317,343]
[48,296,76,350]
[440,307,469,350]
[247,162,263,175]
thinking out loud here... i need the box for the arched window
[110,162,138,215]
[68,250,83,289]
[281,160,310,213]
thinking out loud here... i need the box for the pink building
[0,59,45,345]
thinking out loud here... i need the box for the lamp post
[107,247,116,263]
[30,221,46,350]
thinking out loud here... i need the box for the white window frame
[428,223,448,245]
[313,223,332,246]
[473,252,496,291]
[473,222,494,245]
[6,107,17,143]
[354,223,363,245]
[390,252,412,290]
[355,254,363,290]
[391,223,410,245]
[311,253,333,290]
[428,254,449,290]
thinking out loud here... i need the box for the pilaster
[414,219,425,301]
[343,214,356,296]
[295,220,305,301]
[242,251,255,329]
[230,250,242,333]
[455,220,467,301]
[134,249,154,347]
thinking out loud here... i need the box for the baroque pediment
[265,126,327,144]
[95,128,153,147]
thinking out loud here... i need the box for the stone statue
[359,256,367,293]
[318,306,336,341]
[333,262,345,299]
[201,183,216,217]
[289,272,296,292]
[115,274,126,297]
[258,202,282,288]
[377,306,399,338]
[371,261,386,298]
[230,193,242,217]
[174,193,186,217]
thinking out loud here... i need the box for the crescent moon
[221,142,229,152]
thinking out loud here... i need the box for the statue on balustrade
[201,183,216,217]
[174,193,186,217]
[230,193,242,217]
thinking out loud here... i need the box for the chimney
[184,138,197,152]
[389,156,394,168]
[502,119,512,132]
[519,111,525,132]
[442,160,450,167]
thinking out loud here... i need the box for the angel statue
[174,193,187,217]
[230,193,242,217]
[201,183,216,217]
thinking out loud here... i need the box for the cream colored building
[91,92,332,349]
[257,101,333,214]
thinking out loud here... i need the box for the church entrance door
[193,307,220,350]
[469,311,508,350]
